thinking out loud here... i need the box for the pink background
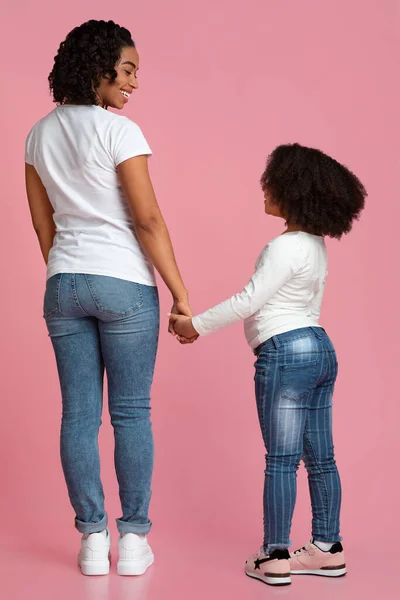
[1,1,399,598]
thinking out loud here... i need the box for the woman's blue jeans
[44,274,159,535]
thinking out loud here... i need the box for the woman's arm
[117,155,195,326]
[25,164,56,264]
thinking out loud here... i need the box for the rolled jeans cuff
[116,519,152,535]
[75,514,108,534]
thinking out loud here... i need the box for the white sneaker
[117,533,154,576]
[78,528,111,576]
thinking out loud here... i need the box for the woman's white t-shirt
[25,104,156,286]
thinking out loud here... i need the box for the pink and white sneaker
[245,548,291,586]
[290,540,347,577]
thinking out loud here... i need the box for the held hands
[168,313,199,344]
[168,298,193,337]
[168,308,199,345]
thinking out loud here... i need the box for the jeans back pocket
[43,274,63,319]
[85,275,144,318]
[280,360,318,402]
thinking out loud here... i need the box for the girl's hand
[168,314,199,344]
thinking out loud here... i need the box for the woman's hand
[168,313,199,344]
[168,297,193,337]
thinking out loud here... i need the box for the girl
[25,20,192,576]
[169,143,366,586]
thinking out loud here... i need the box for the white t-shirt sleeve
[111,118,152,167]
[192,236,305,336]
[25,127,35,165]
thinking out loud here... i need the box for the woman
[25,19,194,576]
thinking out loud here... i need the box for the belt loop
[313,326,324,339]
[272,335,280,349]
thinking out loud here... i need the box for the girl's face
[263,188,284,218]
[96,46,139,109]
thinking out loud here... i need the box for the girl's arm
[169,236,304,339]
[25,164,56,264]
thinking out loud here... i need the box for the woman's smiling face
[96,46,139,109]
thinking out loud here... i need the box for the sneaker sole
[245,570,291,586]
[291,566,347,577]
[78,553,111,576]
[117,551,154,576]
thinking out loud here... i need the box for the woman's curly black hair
[49,20,135,105]
[260,144,367,238]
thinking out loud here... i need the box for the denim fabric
[44,274,159,534]
[254,327,342,553]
